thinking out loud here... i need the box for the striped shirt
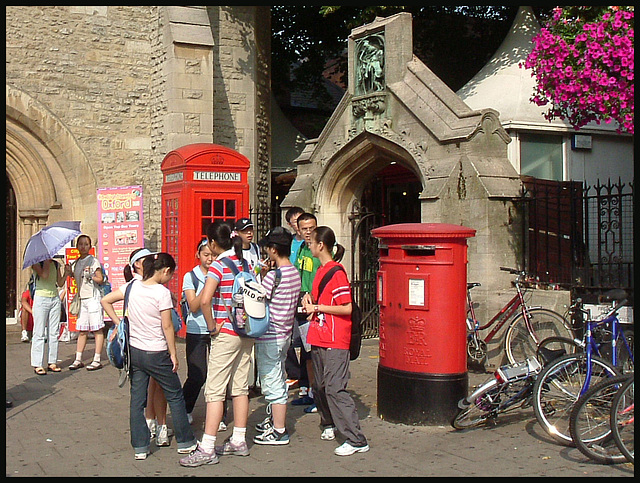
[207,254,244,336]
[258,264,301,343]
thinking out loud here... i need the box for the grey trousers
[311,346,368,447]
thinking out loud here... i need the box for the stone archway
[314,130,423,272]
[6,85,96,316]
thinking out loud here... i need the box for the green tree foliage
[272,6,525,93]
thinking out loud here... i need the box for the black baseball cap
[259,226,292,248]
[235,218,254,231]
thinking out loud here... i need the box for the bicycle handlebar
[500,267,523,275]
[570,290,628,321]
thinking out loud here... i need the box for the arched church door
[6,175,18,317]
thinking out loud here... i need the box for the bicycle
[452,338,579,430]
[610,373,634,464]
[532,289,633,445]
[465,267,574,366]
[569,373,632,464]
[453,357,544,429]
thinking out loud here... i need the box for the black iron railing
[521,177,634,296]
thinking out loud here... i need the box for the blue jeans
[255,337,290,406]
[30,294,61,367]
[129,346,196,453]
[182,333,211,414]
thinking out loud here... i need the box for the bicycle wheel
[569,374,630,464]
[505,308,575,365]
[611,374,634,464]
[453,379,500,429]
[532,353,618,445]
[536,336,581,367]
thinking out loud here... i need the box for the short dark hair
[285,206,304,223]
[296,212,317,227]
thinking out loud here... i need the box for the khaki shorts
[204,332,254,402]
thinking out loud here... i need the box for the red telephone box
[161,143,250,337]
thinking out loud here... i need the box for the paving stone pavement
[5,325,633,477]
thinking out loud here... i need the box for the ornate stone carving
[352,93,387,119]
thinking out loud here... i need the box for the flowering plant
[523,6,634,134]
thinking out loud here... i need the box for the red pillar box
[161,143,250,337]
[372,223,476,425]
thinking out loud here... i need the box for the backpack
[98,265,112,297]
[28,271,38,299]
[107,281,133,373]
[180,270,200,325]
[317,265,363,361]
[220,257,281,338]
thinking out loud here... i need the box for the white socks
[231,427,247,445]
[200,433,217,453]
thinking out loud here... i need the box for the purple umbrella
[22,221,82,269]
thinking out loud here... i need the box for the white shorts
[75,297,105,332]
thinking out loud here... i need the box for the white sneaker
[134,450,149,460]
[146,419,157,438]
[21,330,29,342]
[334,441,370,456]
[218,421,227,432]
[156,424,170,446]
[320,427,335,441]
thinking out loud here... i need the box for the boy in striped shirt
[253,227,302,445]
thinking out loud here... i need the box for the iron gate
[521,177,634,299]
[350,202,382,339]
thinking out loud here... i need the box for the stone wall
[6,6,269,250]
[7,6,160,240]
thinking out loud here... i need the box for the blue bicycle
[531,289,634,445]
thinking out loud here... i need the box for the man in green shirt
[291,213,320,411]
[295,213,320,293]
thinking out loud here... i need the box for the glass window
[520,133,563,181]
[214,199,224,217]
[201,199,212,217]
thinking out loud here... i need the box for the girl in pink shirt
[102,252,196,460]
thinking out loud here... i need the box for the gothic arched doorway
[351,162,422,337]
[6,175,17,317]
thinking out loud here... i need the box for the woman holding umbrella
[30,258,66,375]
[23,221,82,375]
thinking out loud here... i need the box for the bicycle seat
[467,282,481,290]
[598,289,628,304]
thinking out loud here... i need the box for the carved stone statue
[355,34,385,95]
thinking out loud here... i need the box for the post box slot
[402,245,436,257]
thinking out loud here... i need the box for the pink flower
[522,6,634,134]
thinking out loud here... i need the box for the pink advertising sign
[96,185,144,318]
